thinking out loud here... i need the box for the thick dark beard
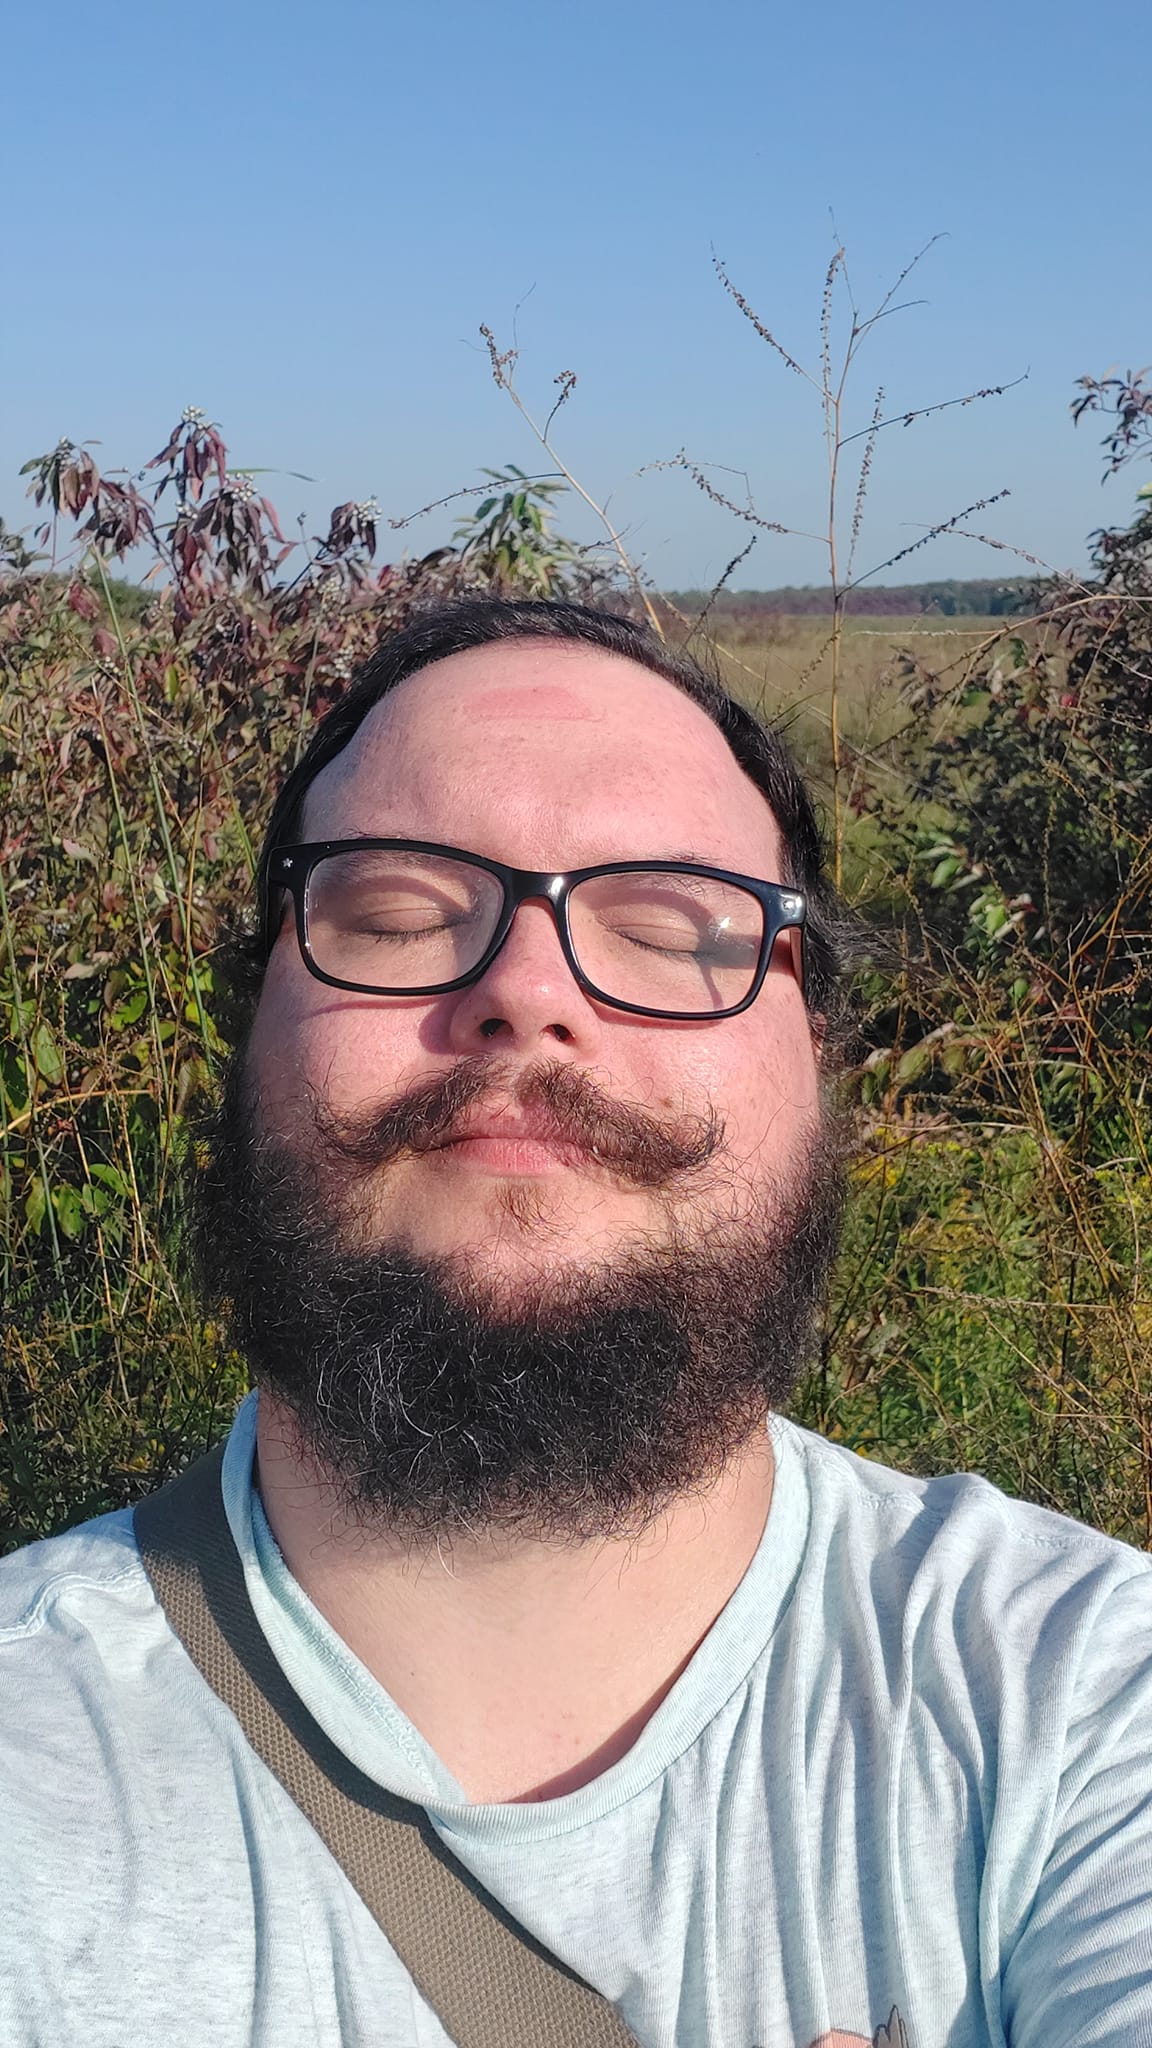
[190,1051,845,1542]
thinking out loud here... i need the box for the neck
[253,1392,775,1804]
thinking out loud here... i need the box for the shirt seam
[793,1429,1152,1560]
[437,1654,770,1842]
[248,1488,452,1801]
[0,1558,145,1641]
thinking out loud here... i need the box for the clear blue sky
[3,0,1148,590]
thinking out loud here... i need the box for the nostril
[479,1017,505,1039]
[548,1023,574,1043]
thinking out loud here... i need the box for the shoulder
[0,1505,151,1636]
[776,1417,1152,1676]
[0,1494,264,1859]
[0,1502,290,2034]
[0,1510,169,1855]
[0,1506,181,1761]
[0,1502,207,1771]
[781,1413,1151,1567]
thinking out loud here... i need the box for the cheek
[685,1005,820,1158]
[246,958,421,1131]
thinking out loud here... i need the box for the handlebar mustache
[311,1055,725,1190]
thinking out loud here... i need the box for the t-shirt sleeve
[1002,1570,1152,2047]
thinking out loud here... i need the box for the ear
[787,925,804,990]
[784,929,826,1057]
[785,925,827,1059]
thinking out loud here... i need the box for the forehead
[300,641,785,871]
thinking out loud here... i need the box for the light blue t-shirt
[2,1388,1151,2048]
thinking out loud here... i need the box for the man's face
[245,641,822,1291]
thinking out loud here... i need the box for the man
[1,596,1150,2048]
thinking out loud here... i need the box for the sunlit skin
[248,644,820,1275]
[249,641,824,1801]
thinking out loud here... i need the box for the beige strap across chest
[134,1444,640,2048]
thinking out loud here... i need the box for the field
[715,613,1009,759]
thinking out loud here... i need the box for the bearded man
[1,598,1150,2048]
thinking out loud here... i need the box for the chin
[392,1195,667,1311]
[384,1169,652,1258]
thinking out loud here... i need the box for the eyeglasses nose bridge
[481,872,574,975]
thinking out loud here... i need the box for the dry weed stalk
[477,326,665,637]
[652,237,1024,885]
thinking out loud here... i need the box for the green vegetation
[4,363,1152,1554]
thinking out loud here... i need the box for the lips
[433,1111,583,1149]
[427,1106,601,1170]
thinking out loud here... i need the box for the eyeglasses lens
[568,871,764,1013]
[305,849,504,988]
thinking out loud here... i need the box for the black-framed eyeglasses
[262,839,807,1022]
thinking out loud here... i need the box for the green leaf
[52,1183,84,1238]
[30,1022,64,1085]
[0,1044,29,1115]
[1048,1061,1082,1093]
[110,989,148,1030]
[24,1177,48,1235]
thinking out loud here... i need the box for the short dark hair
[245,596,857,1043]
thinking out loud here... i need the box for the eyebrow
[336,833,736,870]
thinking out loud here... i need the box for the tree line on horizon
[666,578,1037,619]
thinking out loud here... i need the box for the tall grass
[0,571,251,1540]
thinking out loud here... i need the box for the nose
[445,896,600,1054]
